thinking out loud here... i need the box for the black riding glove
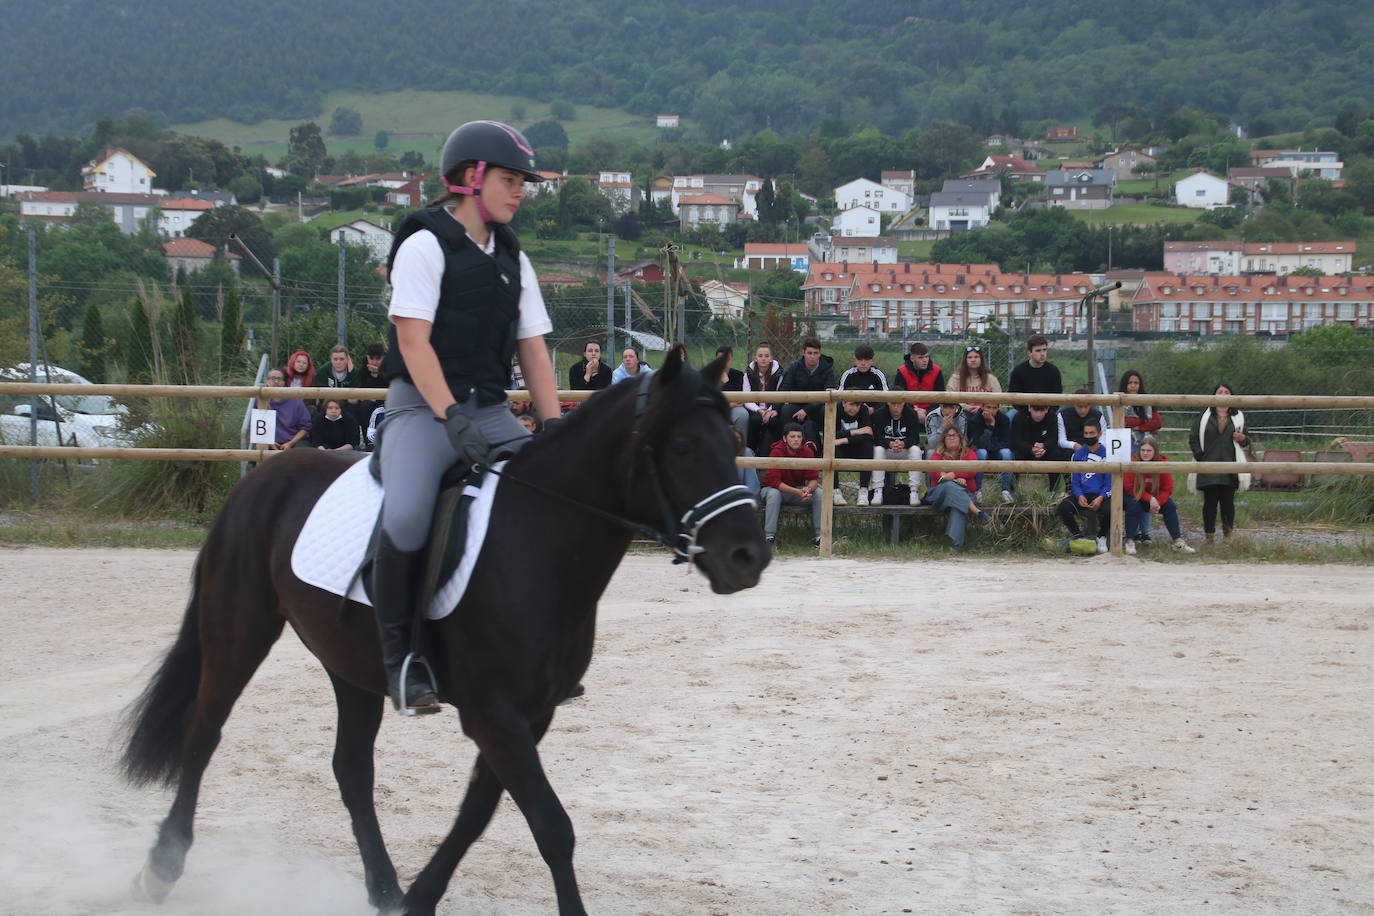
[441,404,491,466]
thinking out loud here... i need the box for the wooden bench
[781,503,1052,545]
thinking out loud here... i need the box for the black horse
[121,347,769,915]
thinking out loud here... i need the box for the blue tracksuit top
[1070,444,1112,499]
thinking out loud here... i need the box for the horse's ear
[702,352,729,390]
[656,343,687,385]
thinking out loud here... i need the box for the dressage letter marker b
[250,409,277,445]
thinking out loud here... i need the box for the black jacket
[872,404,922,450]
[568,359,613,390]
[780,354,836,413]
[967,410,1013,453]
[1011,409,1066,460]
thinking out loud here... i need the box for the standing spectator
[760,423,823,547]
[264,368,311,449]
[893,341,945,425]
[838,343,888,410]
[871,400,923,505]
[743,341,785,455]
[967,402,1016,504]
[779,337,836,451]
[1007,334,1062,416]
[1188,382,1250,544]
[924,426,989,552]
[569,340,613,391]
[1118,370,1161,451]
[355,342,389,436]
[284,350,316,388]
[611,347,653,383]
[925,401,966,452]
[946,344,1001,414]
[1123,435,1195,555]
[310,398,361,451]
[1012,403,1071,495]
[1057,388,1111,454]
[1056,419,1111,553]
[831,400,875,505]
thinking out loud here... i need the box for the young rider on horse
[376,120,561,714]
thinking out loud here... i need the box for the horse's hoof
[131,861,175,904]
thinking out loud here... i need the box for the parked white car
[0,364,142,449]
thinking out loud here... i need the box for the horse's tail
[120,553,205,788]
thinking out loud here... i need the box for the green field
[898,240,939,260]
[1115,169,1194,195]
[1071,204,1202,226]
[173,89,660,164]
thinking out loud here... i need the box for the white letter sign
[1103,428,1131,461]
[250,409,277,445]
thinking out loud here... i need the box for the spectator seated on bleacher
[760,422,822,547]
[925,401,966,453]
[831,400,875,506]
[893,341,944,426]
[871,400,923,505]
[714,345,750,444]
[1057,389,1111,455]
[1056,419,1111,553]
[1123,435,1195,555]
[265,368,311,450]
[1011,403,1071,495]
[779,337,835,453]
[923,426,989,552]
[947,344,1001,416]
[311,398,361,451]
[611,347,653,384]
[838,343,889,410]
[742,342,785,455]
[569,340,614,391]
[1118,370,1161,452]
[320,345,361,412]
[354,342,388,431]
[967,402,1016,505]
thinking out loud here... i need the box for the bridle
[479,371,757,564]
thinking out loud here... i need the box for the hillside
[2,0,1372,140]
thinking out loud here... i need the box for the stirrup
[397,652,442,716]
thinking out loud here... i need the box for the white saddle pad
[289,457,504,620]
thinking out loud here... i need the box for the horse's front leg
[327,671,403,912]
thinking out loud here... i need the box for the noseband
[482,371,757,563]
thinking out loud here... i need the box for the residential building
[20,190,160,234]
[613,262,666,283]
[329,218,394,262]
[670,174,763,216]
[384,176,425,208]
[1163,241,1356,275]
[81,148,156,194]
[1251,149,1343,179]
[927,191,994,231]
[700,280,750,319]
[962,155,1044,183]
[1173,171,1229,209]
[1098,147,1158,182]
[1132,272,1374,334]
[831,205,882,237]
[801,261,1000,316]
[678,193,741,228]
[656,114,680,128]
[737,243,809,272]
[833,177,910,213]
[1045,169,1116,210]
[163,237,241,277]
[880,170,918,201]
[1044,125,1081,141]
[648,175,674,207]
[158,198,216,237]
[595,170,638,213]
[939,178,1001,211]
[811,236,898,265]
[1227,166,1294,196]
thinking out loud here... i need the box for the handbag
[881,483,910,505]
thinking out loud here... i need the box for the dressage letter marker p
[1103,428,1131,462]
[250,409,277,445]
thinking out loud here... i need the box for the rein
[479,371,756,564]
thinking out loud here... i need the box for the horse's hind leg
[326,671,403,911]
[136,611,284,902]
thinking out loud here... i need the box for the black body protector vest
[382,207,522,406]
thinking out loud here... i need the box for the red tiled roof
[1135,272,1374,303]
[743,243,809,254]
[163,237,240,259]
[21,190,160,205]
[679,193,738,206]
[159,198,216,211]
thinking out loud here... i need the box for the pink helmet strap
[441,160,492,222]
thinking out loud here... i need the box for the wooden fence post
[820,392,839,557]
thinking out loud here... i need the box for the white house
[157,198,216,238]
[833,177,909,213]
[820,236,899,264]
[831,205,882,237]
[880,170,918,202]
[699,280,749,319]
[20,190,160,234]
[656,114,680,128]
[678,193,740,228]
[1174,172,1230,209]
[670,174,763,217]
[82,148,157,194]
[927,191,993,231]
[595,170,637,213]
[939,178,1001,211]
[330,219,394,261]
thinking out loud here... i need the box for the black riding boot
[371,532,441,715]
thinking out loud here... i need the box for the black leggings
[1200,485,1236,534]
[835,434,874,487]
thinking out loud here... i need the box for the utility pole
[26,227,39,502]
[228,233,281,367]
[605,235,616,354]
[623,279,633,344]
[336,236,347,347]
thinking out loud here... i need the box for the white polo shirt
[387,217,552,340]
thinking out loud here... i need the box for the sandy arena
[0,547,1371,914]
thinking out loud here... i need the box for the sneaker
[1124,539,1136,555]
[1137,531,1152,543]
[909,489,921,505]
[1095,537,1108,554]
[1001,488,1015,505]
[1172,538,1196,554]
[832,488,847,506]
[857,489,870,506]
[765,535,775,545]
[812,536,822,548]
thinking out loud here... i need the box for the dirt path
[1,548,1371,914]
